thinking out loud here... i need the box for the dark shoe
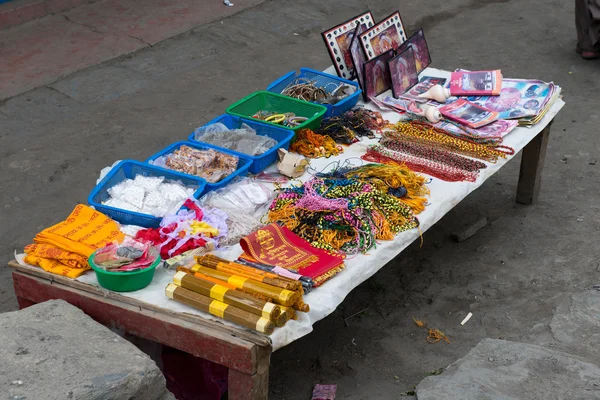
[577,43,600,58]
[581,50,600,59]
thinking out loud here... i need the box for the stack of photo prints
[322,10,432,101]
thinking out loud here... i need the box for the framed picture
[395,28,432,74]
[360,11,406,60]
[388,47,419,98]
[362,49,395,101]
[322,11,375,79]
[349,23,368,92]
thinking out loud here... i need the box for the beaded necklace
[362,144,483,182]
[289,129,342,158]
[385,121,514,162]
[268,177,420,254]
[380,140,486,172]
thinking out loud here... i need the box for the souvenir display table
[8,67,564,400]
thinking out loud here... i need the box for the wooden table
[8,116,558,399]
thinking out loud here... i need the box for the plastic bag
[193,122,278,156]
[199,178,274,246]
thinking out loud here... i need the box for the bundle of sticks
[165,254,309,334]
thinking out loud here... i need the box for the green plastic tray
[89,251,161,292]
[226,91,327,132]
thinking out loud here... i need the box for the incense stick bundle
[235,258,314,290]
[166,284,274,334]
[197,255,302,291]
[275,306,297,327]
[197,255,310,313]
[177,267,275,303]
[192,265,299,307]
[173,271,281,320]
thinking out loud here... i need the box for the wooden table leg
[228,345,270,400]
[16,296,36,309]
[516,120,553,205]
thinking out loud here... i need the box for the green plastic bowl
[89,251,161,292]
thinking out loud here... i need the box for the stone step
[0,299,174,400]
[416,338,600,400]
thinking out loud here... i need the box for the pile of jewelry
[385,121,514,162]
[289,128,342,158]
[152,145,239,183]
[252,111,308,128]
[316,107,388,144]
[325,163,430,215]
[362,141,487,183]
[267,164,428,254]
[280,77,355,105]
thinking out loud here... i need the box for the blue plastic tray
[188,114,294,174]
[88,160,207,228]
[145,141,252,192]
[266,68,361,118]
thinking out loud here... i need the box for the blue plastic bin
[145,141,252,193]
[188,114,294,174]
[88,160,207,228]
[266,68,361,118]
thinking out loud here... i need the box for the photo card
[388,47,419,99]
[360,11,407,60]
[322,11,375,79]
[395,28,432,74]
[362,49,395,101]
[349,23,368,91]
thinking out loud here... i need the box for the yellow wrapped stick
[166,284,274,334]
[192,264,299,307]
[173,271,280,320]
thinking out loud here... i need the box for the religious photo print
[350,23,369,91]
[389,47,419,98]
[322,11,375,79]
[395,28,432,74]
[360,11,406,60]
[363,49,395,101]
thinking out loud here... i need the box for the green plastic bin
[225,91,327,132]
[89,251,161,292]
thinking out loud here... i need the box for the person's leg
[576,0,600,58]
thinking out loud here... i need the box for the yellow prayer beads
[386,121,513,163]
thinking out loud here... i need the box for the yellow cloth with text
[24,204,124,278]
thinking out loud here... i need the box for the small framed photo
[322,11,375,79]
[360,11,407,60]
[362,49,395,101]
[349,23,368,91]
[395,28,432,74]
[388,47,419,98]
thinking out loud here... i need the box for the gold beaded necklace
[386,121,514,163]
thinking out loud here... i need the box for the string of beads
[385,121,514,162]
[268,171,424,254]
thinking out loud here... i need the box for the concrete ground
[1,0,598,398]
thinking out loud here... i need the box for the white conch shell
[421,105,443,123]
[418,85,451,103]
